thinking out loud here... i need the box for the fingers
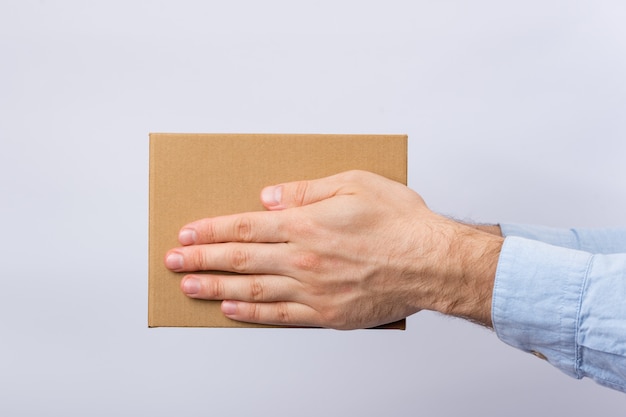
[165,242,290,275]
[177,170,380,246]
[178,211,288,245]
[181,273,322,327]
[259,171,354,210]
[221,300,320,327]
[180,273,301,303]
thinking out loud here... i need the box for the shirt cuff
[500,223,626,254]
[492,236,593,379]
[499,223,580,249]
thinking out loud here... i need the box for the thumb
[260,173,346,210]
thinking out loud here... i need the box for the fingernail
[179,228,197,245]
[261,185,282,207]
[165,252,183,270]
[182,276,200,295]
[221,300,237,315]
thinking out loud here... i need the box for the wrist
[430,222,503,327]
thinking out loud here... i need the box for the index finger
[178,210,289,245]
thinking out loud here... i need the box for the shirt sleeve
[500,223,626,254]
[492,236,626,392]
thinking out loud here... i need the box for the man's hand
[164,170,503,329]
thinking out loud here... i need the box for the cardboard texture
[149,133,408,329]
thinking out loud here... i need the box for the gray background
[1,1,624,415]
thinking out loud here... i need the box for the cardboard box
[149,133,407,329]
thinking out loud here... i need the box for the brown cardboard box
[149,133,407,329]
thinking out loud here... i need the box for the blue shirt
[493,224,626,392]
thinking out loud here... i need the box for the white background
[1,1,625,415]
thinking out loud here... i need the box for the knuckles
[248,277,265,302]
[275,302,291,324]
[233,217,254,242]
[247,302,261,322]
[337,169,377,188]
[291,180,310,207]
[188,247,211,271]
[228,247,251,272]
[199,219,219,243]
[208,277,225,299]
[292,252,322,272]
